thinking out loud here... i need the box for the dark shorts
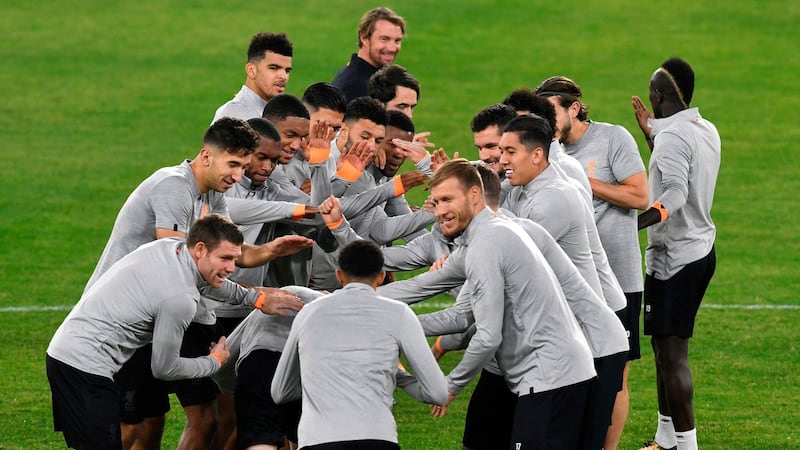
[510,379,592,450]
[235,349,301,448]
[616,291,643,360]
[113,344,170,424]
[302,440,400,450]
[644,248,716,338]
[580,352,627,450]
[47,354,123,450]
[217,316,246,336]
[462,369,516,450]
[171,321,224,407]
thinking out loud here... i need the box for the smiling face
[246,138,281,186]
[378,125,413,177]
[499,131,545,186]
[345,118,385,153]
[473,125,504,176]
[431,177,479,239]
[309,107,345,134]
[197,147,250,193]
[359,19,403,67]
[246,51,292,100]
[194,240,241,288]
[273,116,310,164]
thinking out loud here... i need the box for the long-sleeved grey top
[48,238,257,381]
[564,121,646,292]
[503,164,626,312]
[378,209,595,396]
[270,283,447,447]
[646,107,720,279]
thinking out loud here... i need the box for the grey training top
[48,238,254,380]
[271,283,447,447]
[564,121,646,292]
[85,160,228,292]
[379,209,596,396]
[647,108,720,279]
[212,85,268,123]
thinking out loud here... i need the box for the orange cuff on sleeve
[253,291,267,310]
[210,352,223,367]
[308,147,330,164]
[326,216,345,230]
[392,176,405,196]
[434,336,445,355]
[336,161,362,182]
[652,201,669,222]
[291,204,306,221]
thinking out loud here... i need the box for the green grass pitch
[1,1,798,448]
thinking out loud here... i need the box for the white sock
[675,428,697,450]
[654,412,677,448]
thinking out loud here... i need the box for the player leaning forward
[46,215,268,449]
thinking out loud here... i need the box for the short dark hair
[429,159,483,193]
[502,114,554,158]
[338,240,384,279]
[247,32,293,60]
[262,94,310,121]
[357,7,406,48]
[343,96,388,126]
[507,92,557,133]
[246,117,281,143]
[368,65,420,103]
[474,164,501,208]
[204,117,260,155]
[534,76,589,121]
[386,110,415,134]
[470,104,517,133]
[503,88,536,112]
[660,57,695,105]
[187,214,244,251]
[302,82,347,114]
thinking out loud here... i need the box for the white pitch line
[2,303,799,313]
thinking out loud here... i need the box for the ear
[335,269,346,286]
[373,271,386,287]
[245,62,256,79]
[568,101,581,119]
[199,147,214,166]
[193,241,208,259]
[359,33,370,48]
[531,146,545,165]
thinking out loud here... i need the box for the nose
[232,166,244,182]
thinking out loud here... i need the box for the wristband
[210,352,223,367]
[652,201,669,222]
[336,161,362,182]
[434,336,445,355]
[393,176,405,196]
[291,204,306,221]
[326,216,344,230]
[308,146,330,164]
[253,291,267,310]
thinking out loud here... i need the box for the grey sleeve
[376,258,465,304]
[608,125,647,182]
[381,232,439,271]
[446,241,505,394]
[270,312,304,404]
[151,295,219,381]
[339,182,397,217]
[151,178,195,233]
[200,280,259,307]
[226,197,300,225]
[653,131,692,213]
[527,191,571,242]
[211,311,255,395]
[417,290,474,336]
[384,194,413,217]
[367,208,435,245]
[309,160,332,206]
[438,325,476,352]
[395,306,449,405]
